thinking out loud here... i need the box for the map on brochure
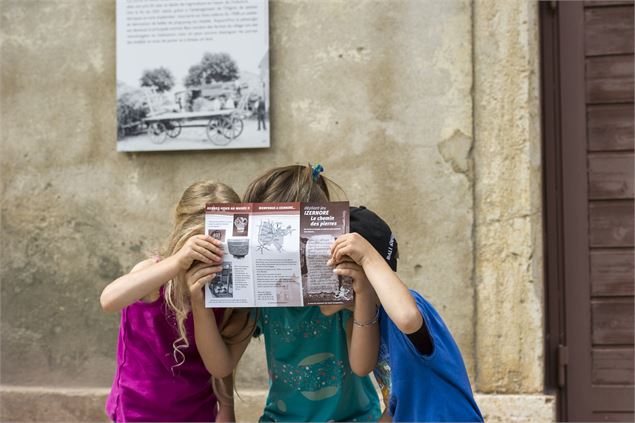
[204,202,352,308]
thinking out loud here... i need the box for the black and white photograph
[227,238,250,259]
[300,203,352,305]
[208,262,233,298]
[208,228,226,242]
[116,0,270,152]
[302,234,353,305]
[232,214,249,237]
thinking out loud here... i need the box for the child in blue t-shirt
[329,206,483,422]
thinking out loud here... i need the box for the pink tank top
[106,286,224,422]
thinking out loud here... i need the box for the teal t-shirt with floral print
[255,306,380,422]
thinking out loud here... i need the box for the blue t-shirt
[374,290,483,422]
[256,306,380,422]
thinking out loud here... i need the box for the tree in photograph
[140,67,175,93]
[184,52,239,87]
[116,83,150,138]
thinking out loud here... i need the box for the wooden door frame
[558,2,594,420]
[541,2,592,420]
[540,0,564,415]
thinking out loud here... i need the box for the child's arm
[187,263,252,378]
[100,235,222,313]
[338,261,380,376]
[216,402,236,423]
[331,233,423,334]
[215,375,236,423]
[379,408,392,422]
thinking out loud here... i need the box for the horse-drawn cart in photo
[143,109,245,146]
[128,85,254,146]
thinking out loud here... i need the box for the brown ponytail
[243,164,344,203]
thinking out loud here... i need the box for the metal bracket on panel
[558,344,568,388]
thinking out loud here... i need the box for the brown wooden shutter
[542,1,634,420]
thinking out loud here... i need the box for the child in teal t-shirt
[255,307,380,422]
[244,165,381,422]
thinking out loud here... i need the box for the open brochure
[204,202,351,307]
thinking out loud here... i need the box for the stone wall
[473,0,545,393]
[0,0,551,421]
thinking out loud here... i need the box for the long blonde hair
[160,181,253,402]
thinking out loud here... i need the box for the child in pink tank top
[101,181,254,422]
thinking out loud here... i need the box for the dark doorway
[541,1,634,421]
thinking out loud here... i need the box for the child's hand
[379,408,392,422]
[329,233,377,268]
[175,235,223,270]
[186,262,222,306]
[333,261,371,296]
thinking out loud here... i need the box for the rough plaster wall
[473,0,544,393]
[0,0,475,392]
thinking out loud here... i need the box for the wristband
[353,306,380,327]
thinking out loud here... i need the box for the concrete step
[0,385,555,422]
[0,386,266,423]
